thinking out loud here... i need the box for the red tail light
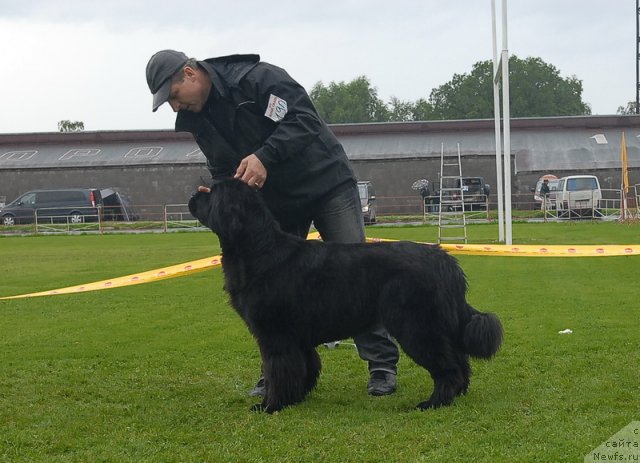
[90,191,96,207]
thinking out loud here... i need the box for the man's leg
[312,183,399,396]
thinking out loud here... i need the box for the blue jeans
[272,182,399,374]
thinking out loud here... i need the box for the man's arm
[240,62,325,171]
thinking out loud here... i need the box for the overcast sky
[0,0,635,134]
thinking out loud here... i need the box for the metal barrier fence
[540,188,636,222]
[1,187,638,235]
[35,206,102,234]
[163,204,202,232]
[0,204,205,235]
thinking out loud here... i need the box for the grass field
[1,222,639,462]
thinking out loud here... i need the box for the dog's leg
[415,351,471,410]
[302,347,322,394]
[391,326,470,410]
[251,339,310,413]
[413,345,471,410]
[380,275,472,411]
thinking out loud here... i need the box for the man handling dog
[146,50,399,397]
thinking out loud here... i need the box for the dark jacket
[175,54,356,217]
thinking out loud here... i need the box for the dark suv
[357,181,377,224]
[440,177,491,211]
[0,188,102,225]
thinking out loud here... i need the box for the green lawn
[1,224,639,462]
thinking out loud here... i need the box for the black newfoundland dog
[189,179,503,413]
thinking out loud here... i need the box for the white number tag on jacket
[264,94,288,122]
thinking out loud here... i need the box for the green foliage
[428,61,495,120]
[309,76,390,123]
[412,97,437,121]
[387,96,415,122]
[310,55,591,123]
[57,120,85,132]
[617,101,638,115]
[1,227,639,462]
[429,56,592,119]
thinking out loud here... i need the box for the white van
[555,175,602,218]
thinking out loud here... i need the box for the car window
[566,178,597,191]
[19,192,36,206]
[36,190,86,203]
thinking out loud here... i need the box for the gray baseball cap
[146,50,189,112]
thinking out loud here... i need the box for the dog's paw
[415,400,437,411]
[415,398,451,411]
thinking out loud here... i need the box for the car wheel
[2,214,16,226]
[69,212,84,224]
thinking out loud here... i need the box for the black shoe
[367,371,397,396]
[248,377,265,397]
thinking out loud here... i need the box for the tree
[412,98,437,121]
[388,96,417,122]
[428,56,591,119]
[309,76,390,123]
[58,120,85,132]
[309,56,589,124]
[617,101,638,115]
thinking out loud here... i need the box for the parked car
[555,175,602,218]
[0,188,140,226]
[357,181,377,224]
[440,176,491,211]
[0,188,103,226]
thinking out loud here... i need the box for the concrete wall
[0,164,210,213]
[2,116,639,214]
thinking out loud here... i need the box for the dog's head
[188,179,274,241]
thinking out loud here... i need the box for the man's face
[168,67,209,113]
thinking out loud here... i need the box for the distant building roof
[1,115,639,172]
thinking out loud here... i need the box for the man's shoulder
[202,54,261,86]
[204,54,260,66]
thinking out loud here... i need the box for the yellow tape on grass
[2,232,638,300]
[0,256,222,300]
[366,238,640,257]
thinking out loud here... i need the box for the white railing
[163,204,203,232]
[1,188,638,235]
[35,206,102,233]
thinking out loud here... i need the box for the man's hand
[235,154,267,189]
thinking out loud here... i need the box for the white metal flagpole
[500,0,513,244]
[491,0,505,242]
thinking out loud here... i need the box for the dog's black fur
[189,179,503,413]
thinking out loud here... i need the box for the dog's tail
[462,304,503,359]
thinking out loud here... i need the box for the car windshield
[462,178,482,187]
[358,184,367,199]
